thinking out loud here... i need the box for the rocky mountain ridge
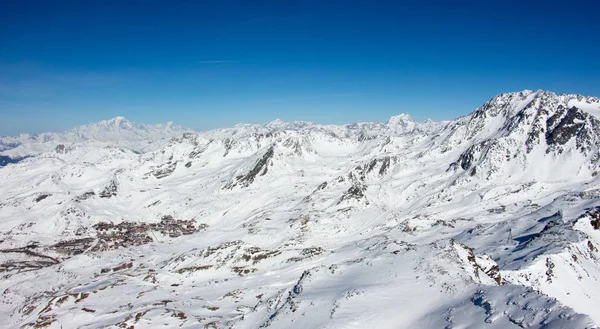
[1,90,600,328]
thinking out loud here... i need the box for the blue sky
[1,0,599,135]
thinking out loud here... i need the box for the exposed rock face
[34,194,51,202]
[224,146,274,189]
[151,162,177,179]
[452,143,484,171]
[99,180,118,198]
[74,191,95,202]
[546,106,600,154]
[244,147,274,182]
[446,91,600,181]
[339,183,367,204]
[354,156,396,179]
[55,144,67,154]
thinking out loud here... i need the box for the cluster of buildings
[92,215,199,251]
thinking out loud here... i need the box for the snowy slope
[1,90,600,328]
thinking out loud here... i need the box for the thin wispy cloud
[197,60,229,64]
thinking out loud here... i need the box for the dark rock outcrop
[152,162,177,179]
[224,146,274,189]
[546,106,600,154]
[99,180,118,198]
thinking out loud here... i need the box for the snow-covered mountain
[0,116,191,159]
[1,90,600,329]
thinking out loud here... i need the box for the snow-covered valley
[1,90,600,328]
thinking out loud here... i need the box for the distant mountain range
[1,90,600,328]
[0,116,192,158]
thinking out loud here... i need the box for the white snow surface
[1,90,600,328]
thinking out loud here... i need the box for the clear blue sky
[1,0,599,135]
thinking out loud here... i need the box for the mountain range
[1,90,600,328]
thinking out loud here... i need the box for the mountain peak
[112,116,127,124]
[101,116,134,130]
[385,114,417,134]
[266,118,285,127]
[386,113,415,125]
